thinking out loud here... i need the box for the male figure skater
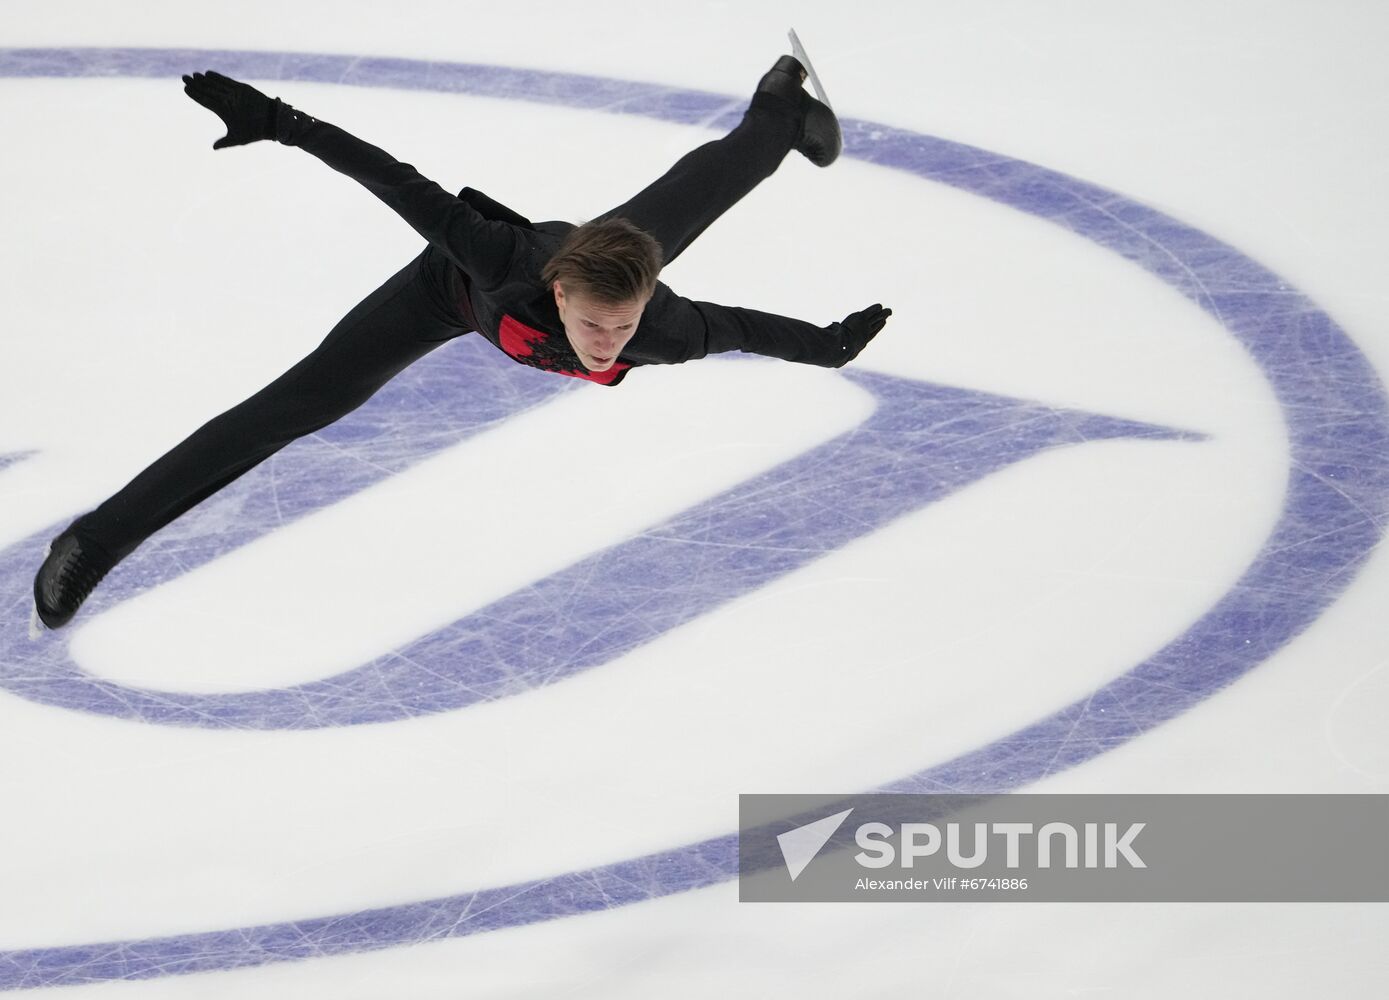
[33,51,892,632]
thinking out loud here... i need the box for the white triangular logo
[777,808,854,881]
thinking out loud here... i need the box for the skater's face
[553,282,646,372]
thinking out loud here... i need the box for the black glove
[833,303,892,366]
[182,70,283,149]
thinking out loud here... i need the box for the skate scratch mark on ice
[304,432,400,478]
[1104,692,1148,735]
[1065,187,1228,325]
[636,536,824,554]
[1038,691,1101,781]
[1257,517,1377,559]
[441,881,545,932]
[382,649,497,702]
[266,452,288,526]
[1321,661,1389,780]
[93,678,244,731]
[1289,458,1380,523]
[533,559,628,687]
[441,892,481,936]
[692,97,747,132]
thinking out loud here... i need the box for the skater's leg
[78,246,468,561]
[594,95,800,266]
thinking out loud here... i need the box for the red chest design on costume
[497,315,630,385]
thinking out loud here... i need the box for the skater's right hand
[833,303,893,366]
[182,70,282,149]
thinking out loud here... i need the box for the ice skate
[755,34,842,167]
[32,524,117,633]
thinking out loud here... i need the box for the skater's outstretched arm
[181,71,519,289]
[640,290,891,368]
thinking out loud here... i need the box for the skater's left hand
[182,70,282,149]
[833,303,892,366]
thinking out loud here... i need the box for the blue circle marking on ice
[1,47,1387,988]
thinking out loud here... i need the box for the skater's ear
[552,280,576,313]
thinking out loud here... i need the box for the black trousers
[80,104,797,559]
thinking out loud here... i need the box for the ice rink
[2,1,1387,995]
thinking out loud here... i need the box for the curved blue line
[1,47,1386,990]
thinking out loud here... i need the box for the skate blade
[788,27,833,110]
[30,541,51,640]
